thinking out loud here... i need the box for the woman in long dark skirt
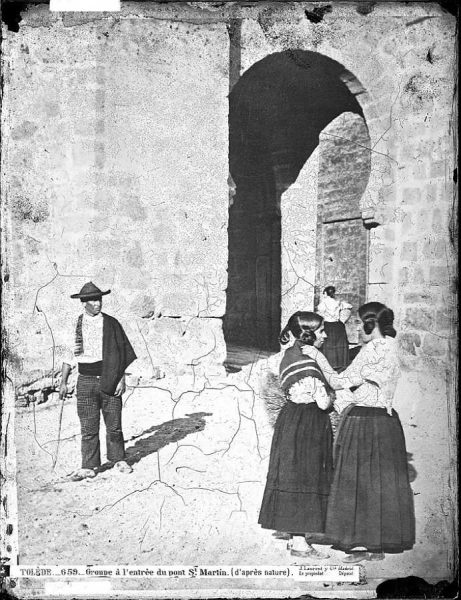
[258,311,358,559]
[317,286,352,372]
[303,302,415,563]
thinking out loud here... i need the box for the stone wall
[2,4,229,383]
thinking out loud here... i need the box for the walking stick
[52,396,65,470]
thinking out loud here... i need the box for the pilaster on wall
[315,112,371,343]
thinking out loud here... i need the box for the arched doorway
[223,50,371,368]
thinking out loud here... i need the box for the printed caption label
[11,565,359,582]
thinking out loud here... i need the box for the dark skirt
[258,401,333,535]
[326,406,415,553]
[321,321,349,371]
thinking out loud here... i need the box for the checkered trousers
[76,374,125,469]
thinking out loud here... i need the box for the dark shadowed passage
[224,50,370,366]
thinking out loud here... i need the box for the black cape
[101,313,137,395]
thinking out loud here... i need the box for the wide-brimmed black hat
[70,281,111,300]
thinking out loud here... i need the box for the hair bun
[299,330,316,345]
[279,327,291,345]
[378,308,397,338]
[280,312,324,346]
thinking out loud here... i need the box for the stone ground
[14,363,449,597]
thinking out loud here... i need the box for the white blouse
[288,377,331,410]
[303,338,400,415]
[61,312,103,367]
[317,296,352,322]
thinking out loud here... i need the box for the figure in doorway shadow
[317,286,352,372]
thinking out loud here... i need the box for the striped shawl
[279,340,327,394]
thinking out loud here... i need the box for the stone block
[422,240,445,260]
[62,12,102,27]
[73,119,96,137]
[378,185,397,206]
[366,283,394,308]
[11,120,39,141]
[425,183,438,203]
[422,333,448,357]
[71,145,95,170]
[16,396,30,408]
[432,208,442,229]
[404,307,433,330]
[401,187,421,205]
[94,141,106,170]
[399,210,413,233]
[129,293,159,319]
[403,292,432,304]
[368,244,394,283]
[12,195,49,224]
[429,266,450,286]
[397,352,426,373]
[435,308,455,332]
[411,266,426,284]
[398,142,416,165]
[401,242,418,262]
[430,160,446,179]
[399,267,409,286]
[415,160,427,179]
[418,210,438,234]
[384,227,395,242]
[398,332,422,356]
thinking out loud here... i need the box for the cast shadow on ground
[97,412,212,472]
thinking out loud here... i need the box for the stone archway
[223,50,372,367]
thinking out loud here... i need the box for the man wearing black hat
[59,282,137,481]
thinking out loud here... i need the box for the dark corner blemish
[376,576,458,599]
[1,2,27,33]
[426,49,433,63]
[453,168,457,184]
[439,0,458,17]
[356,2,376,16]
[0,564,11,579]
[304,5,332,24]
[6,524,13,535]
